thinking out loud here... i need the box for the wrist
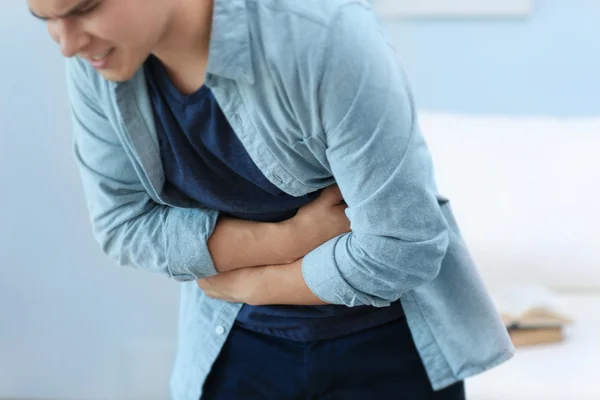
[254,260,327,306]
[278,218,307,263]
[251,265,276,306]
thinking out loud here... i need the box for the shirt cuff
[301,234,389,307]
[165,208,220,281]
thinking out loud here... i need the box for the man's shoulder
[246,0,373,29]
[244,0,376,71]
[240,0,381,106]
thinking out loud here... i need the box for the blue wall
[384,0,600,116]
[0,6,177,400]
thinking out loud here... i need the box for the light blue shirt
[65,0,514,398]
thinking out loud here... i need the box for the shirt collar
[206,0,255,84]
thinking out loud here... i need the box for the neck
[152,0,214,92]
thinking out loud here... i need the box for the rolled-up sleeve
[66,58,219,281]
[302,3,449,307]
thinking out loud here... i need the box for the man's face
[28,0,174,81]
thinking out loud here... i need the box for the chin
[98,67,139,83]
[98,53,146,83]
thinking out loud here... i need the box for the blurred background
[1,0,598,399]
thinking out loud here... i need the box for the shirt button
[215,326,225,335]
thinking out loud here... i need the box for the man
[29,0,514,398]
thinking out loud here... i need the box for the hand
[289,184,351,258]
[197,267,269,305]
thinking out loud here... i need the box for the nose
[48,19,91,58]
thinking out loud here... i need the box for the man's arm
[197,258,326,306]
[208,216,302,273]
[298,3,449,307]
[209,184,349,272]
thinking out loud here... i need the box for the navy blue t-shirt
[144,55,403,341]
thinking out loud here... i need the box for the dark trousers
[202,317,465,400]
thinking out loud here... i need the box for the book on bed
[507,326,565,347]
[491,284,574,347]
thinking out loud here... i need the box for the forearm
[198,257,328,305]
[258,259,328,306]
[209,216,303,273]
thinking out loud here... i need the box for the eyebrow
[30,0,96,21]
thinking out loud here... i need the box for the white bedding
[466,294,600,400]
[418,113,600,291]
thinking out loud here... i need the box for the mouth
[84,48,115,69]
[92,49,113,61]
